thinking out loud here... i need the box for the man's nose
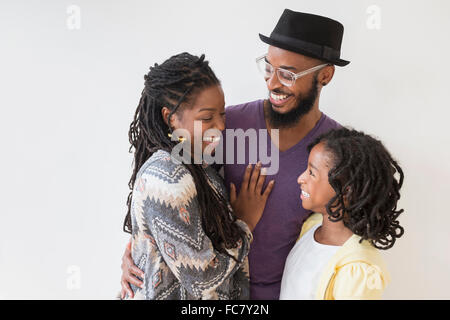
[266,71,282,91]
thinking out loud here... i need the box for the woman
[121,52,274,299]
[280,127,405,299]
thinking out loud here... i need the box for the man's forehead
[267,45,319,66]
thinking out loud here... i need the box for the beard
[267,76,319,129]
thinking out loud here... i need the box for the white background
[1,0,449,299]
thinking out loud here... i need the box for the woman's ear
[161,107,181,129]
[161,107,171,126]
[343,186,352,204]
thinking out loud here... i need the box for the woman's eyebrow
[309,162,319,171]
[197,107,216,112]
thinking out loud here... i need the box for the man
[120,9,350,300]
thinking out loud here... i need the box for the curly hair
[124,52,246,257]
[307,127,405,250]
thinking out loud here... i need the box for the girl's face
[297,142,336,213]
[164,85,226,154]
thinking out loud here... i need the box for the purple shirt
[223,99,340,300]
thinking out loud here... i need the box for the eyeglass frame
[256,54,331,87]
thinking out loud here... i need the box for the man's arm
[120,240,144,299]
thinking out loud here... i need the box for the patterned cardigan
[124,150,252,300]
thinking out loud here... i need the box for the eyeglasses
[256,54,330,87]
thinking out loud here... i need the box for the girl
[280,127,404,300]
[122,53,274,300]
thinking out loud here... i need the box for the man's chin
[269,100,296,114]
[267,98,313,128]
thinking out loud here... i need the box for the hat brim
[259,33,350,67]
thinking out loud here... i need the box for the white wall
[1,0,449,299]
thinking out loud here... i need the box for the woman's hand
[120,240,145,299]
[229,162,275,231]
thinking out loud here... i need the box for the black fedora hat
[259,9,350,66]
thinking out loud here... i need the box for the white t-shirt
[279,224,341,300]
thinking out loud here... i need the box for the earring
[168,133,186,142]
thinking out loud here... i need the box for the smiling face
[297,142,336,213]
[264,46,334,127]
[162,85,226,154]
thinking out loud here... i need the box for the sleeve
[234,219,253,244]
[331,262,387,300]
[231,259,251,300]
[139,167,252,300]
[232,220,252,300]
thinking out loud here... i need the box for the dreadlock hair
[124,52,246,258]
[307,127,405,250]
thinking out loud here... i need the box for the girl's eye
[201,118,213,121]
[309,169,315,177]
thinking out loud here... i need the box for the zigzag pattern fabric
[126,150,252,300]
